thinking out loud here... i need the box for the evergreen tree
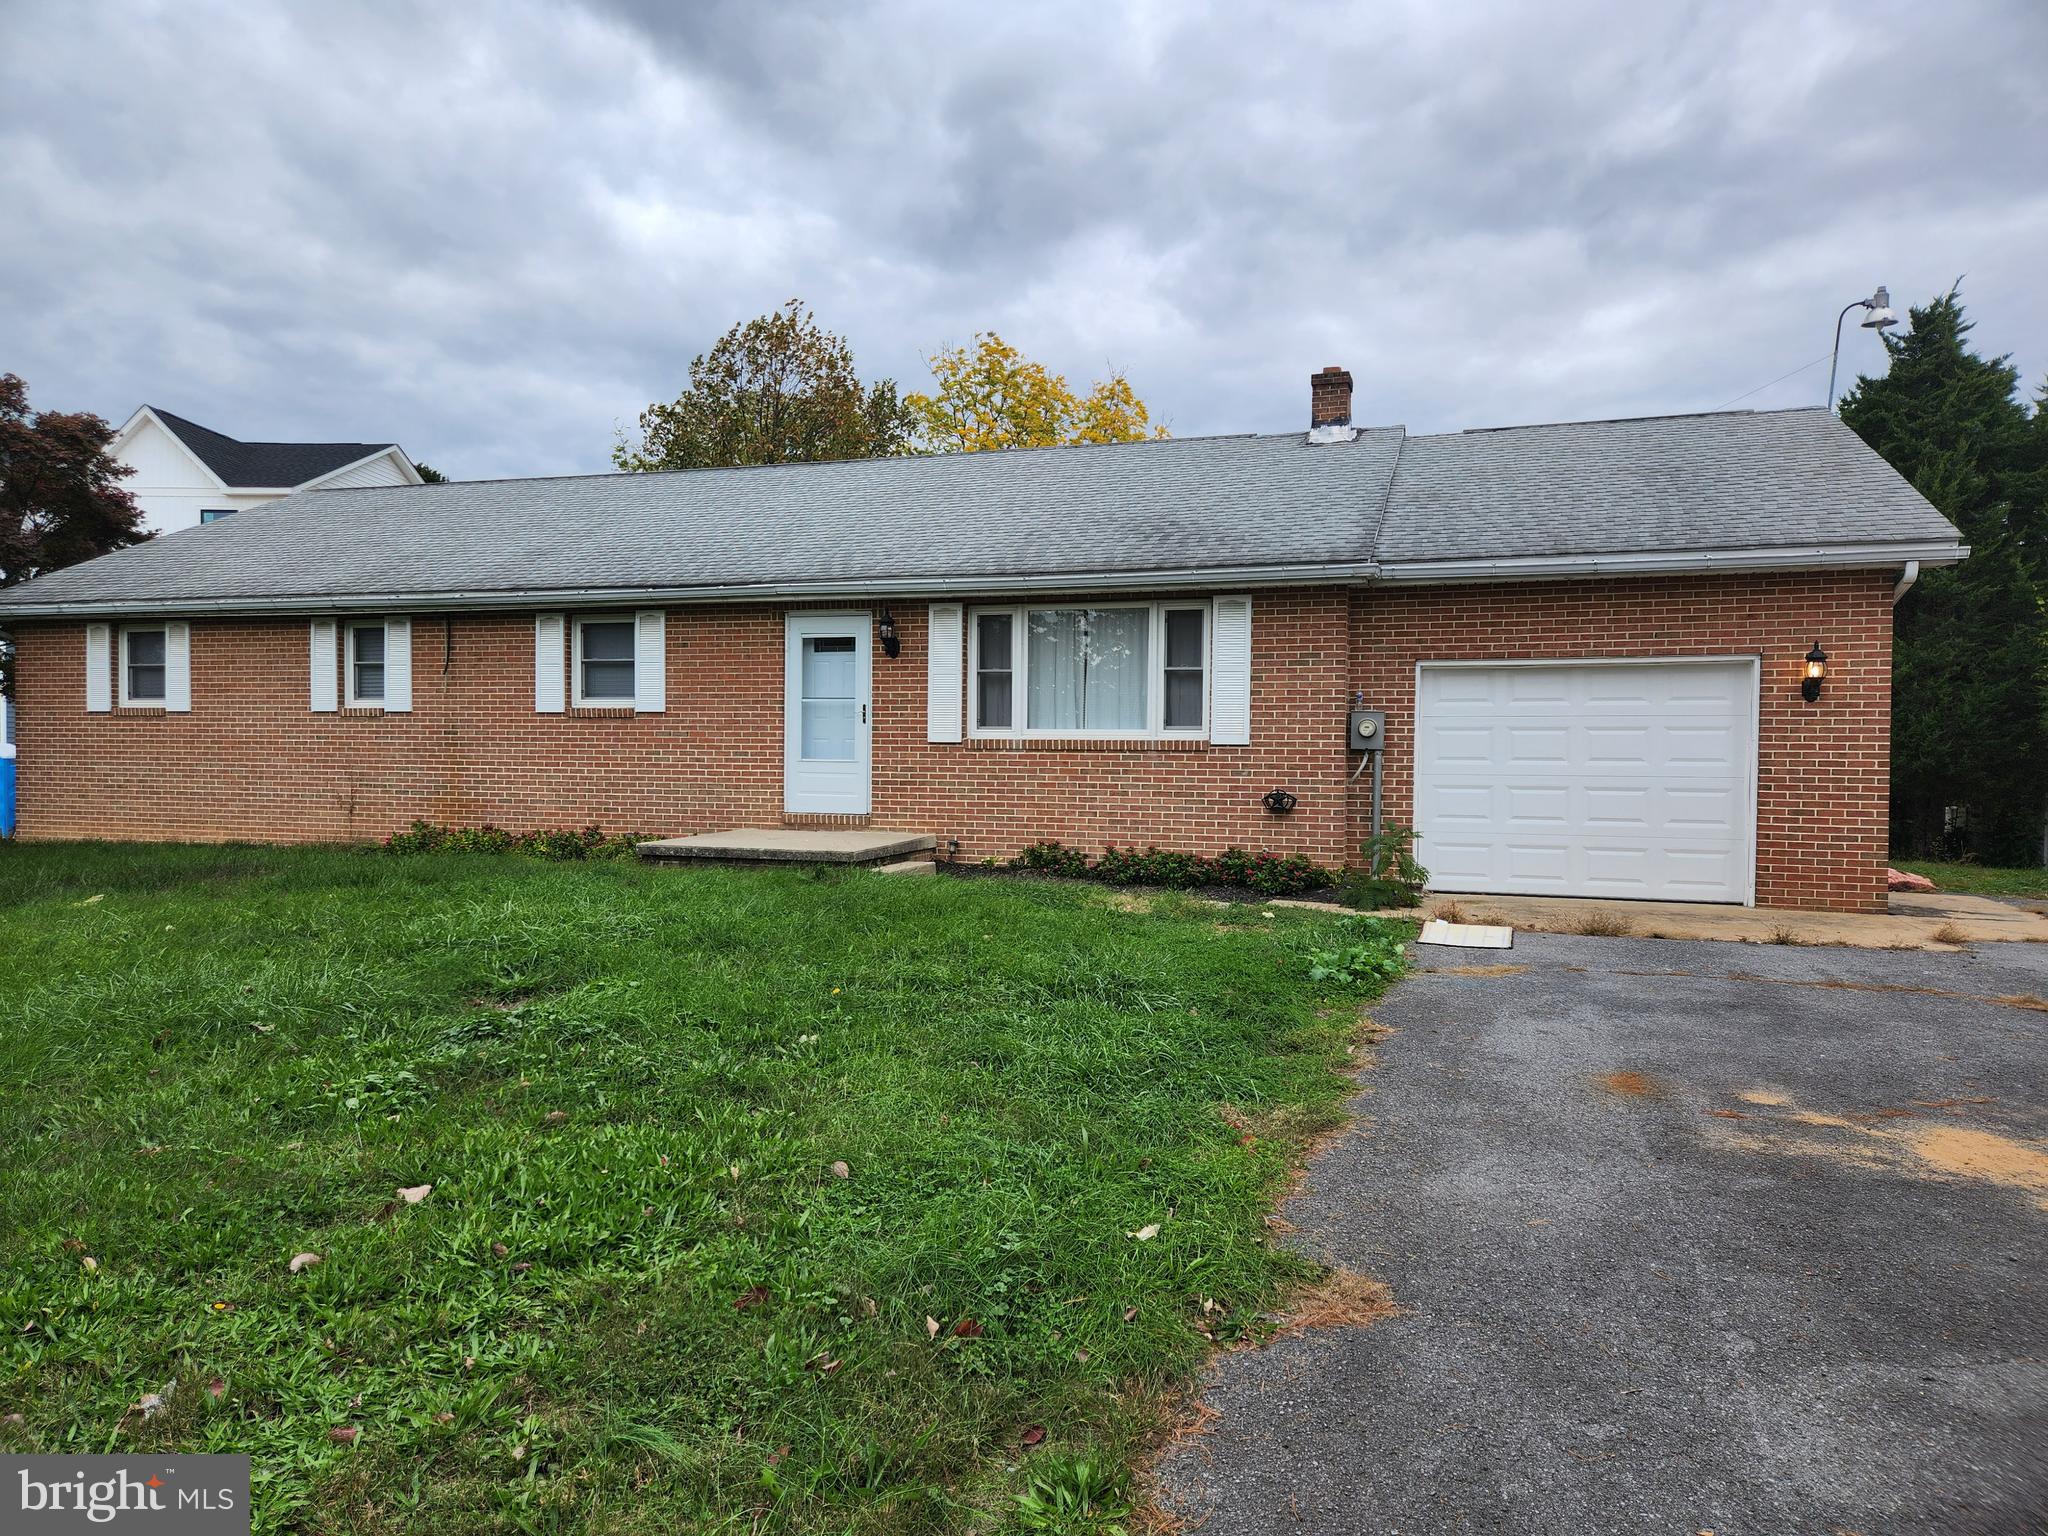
[1839,288,2048,863]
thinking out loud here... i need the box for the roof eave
[0,559,1386,619]
[1373,540,1968,584]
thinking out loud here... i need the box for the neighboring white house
[110,406,423,533]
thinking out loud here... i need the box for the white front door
[1415,658,1758,905]
[784,612,872,815]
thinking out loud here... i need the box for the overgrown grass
[1894,859,2048,898]
[0,842,1405,1534]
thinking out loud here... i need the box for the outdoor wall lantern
[1262,787,1299,815]
[877,608,901,659]
[1802,641,1828,703]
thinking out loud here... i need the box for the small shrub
[1094,845,1210,888]
[1015,840,1091,878]
[384,821,645,860]
[1348,825,1428,909]
[1307,917,1408,986]
[1573,911,1634,937]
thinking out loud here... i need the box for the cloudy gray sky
[3,0,2042,480]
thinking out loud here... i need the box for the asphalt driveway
[1158,934,2048,1535]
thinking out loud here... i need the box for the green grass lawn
[1894,859,2048,898]
[0,842,1403,1534]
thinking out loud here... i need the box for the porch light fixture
[877,607,901,659]
[1827,285,1898,409]
[1262,787,1299,816]
[1802,641,1828,703]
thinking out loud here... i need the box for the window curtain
[1027,608,1148,731]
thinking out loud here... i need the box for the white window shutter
[926,603,963,742]
[309,621,338,712]
[634,609,665,713]
[163,621,192,712]
[535,613,566,713]
[85,624,112,712]
[1210,595,1252,745]
[384,616,412,712]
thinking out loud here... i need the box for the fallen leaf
[1129,1224,1160,1242]
[135,1392,167,1419]
[510,1262,533,1275]
[328,1426,359,1445]
[491,1242,509,1258]
[511,1443,528,1462]
[767,1444,790,1466]
[61,1238,85,1253]
[81,1256,98,1273]
[2,1412,23,1426]
[951,1318,983,1338]
[1072,1348,1090,1364]
[830,1160,850,1179]
[925,1315,941,1340]
[543,1111,567,1126]
[432,1411,455,1425]
[288,1252,322,1274]
[206,1378,226,1398]
[1020,1424,1045,1447]
[734,1285,770,1311]
[75,893,104,907]
[1122,1306,1140,1323]
[860,1296,878,1317]
[396,1184,433,1204]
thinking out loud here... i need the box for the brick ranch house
[0,370,1963,912]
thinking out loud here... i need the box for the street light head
[1860,285,1895,328]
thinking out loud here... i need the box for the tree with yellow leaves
[906,333,1168,452]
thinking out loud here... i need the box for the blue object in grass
[0,749,14,838]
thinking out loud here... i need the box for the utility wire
[1716,351,1834,411]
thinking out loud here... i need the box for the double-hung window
[120,626,168,705]
[969,601,1209,738]
[574,617,636,705]
[347,622,386,706]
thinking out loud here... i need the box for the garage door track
[1157,934,2048,1535]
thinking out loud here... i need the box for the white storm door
[1415,659,1757,905]
[784,613,872,814]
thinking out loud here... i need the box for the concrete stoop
[635,827,936,870]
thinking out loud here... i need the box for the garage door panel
[1504,784,1572,827]
[1582,784,1651,830]
[1504,725,1570,766]
[1431,724,1495,765]
[1416,661,1755,904]
[1584,725,1652,767]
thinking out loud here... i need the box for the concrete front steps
[636,827,937,874]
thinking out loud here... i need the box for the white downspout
[1891,560,1919,604]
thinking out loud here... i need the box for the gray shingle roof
[0,408,1959,617]
[151,408,398,489]
[1378,407,1958,565]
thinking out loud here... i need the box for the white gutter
[0,560,1386,620]
[1892,559,1920,604]
[1375,540,1968,585]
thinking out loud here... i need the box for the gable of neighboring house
[110,407,420,533]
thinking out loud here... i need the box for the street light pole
[1828,285,1897,410]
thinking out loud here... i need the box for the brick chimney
[1310,366,1353,428]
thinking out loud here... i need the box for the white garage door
[1415,659,1757,904]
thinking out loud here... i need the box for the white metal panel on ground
[1415,659,1756,905]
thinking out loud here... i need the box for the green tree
[411,460,448,483]
[907,332,1168,452]
[1,373,150,695]
[614,302,916,471]
[1839,288,2048,862]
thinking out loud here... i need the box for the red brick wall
[1347,570,1894,912]
[6,589,1355,863]
[7,570,1894,910]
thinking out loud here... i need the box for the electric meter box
[1348,708,1385,753]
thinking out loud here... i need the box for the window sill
[341,706,386,718]
[568,705,639,718]
[967,736,1208,753]
[115,704,167,715]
